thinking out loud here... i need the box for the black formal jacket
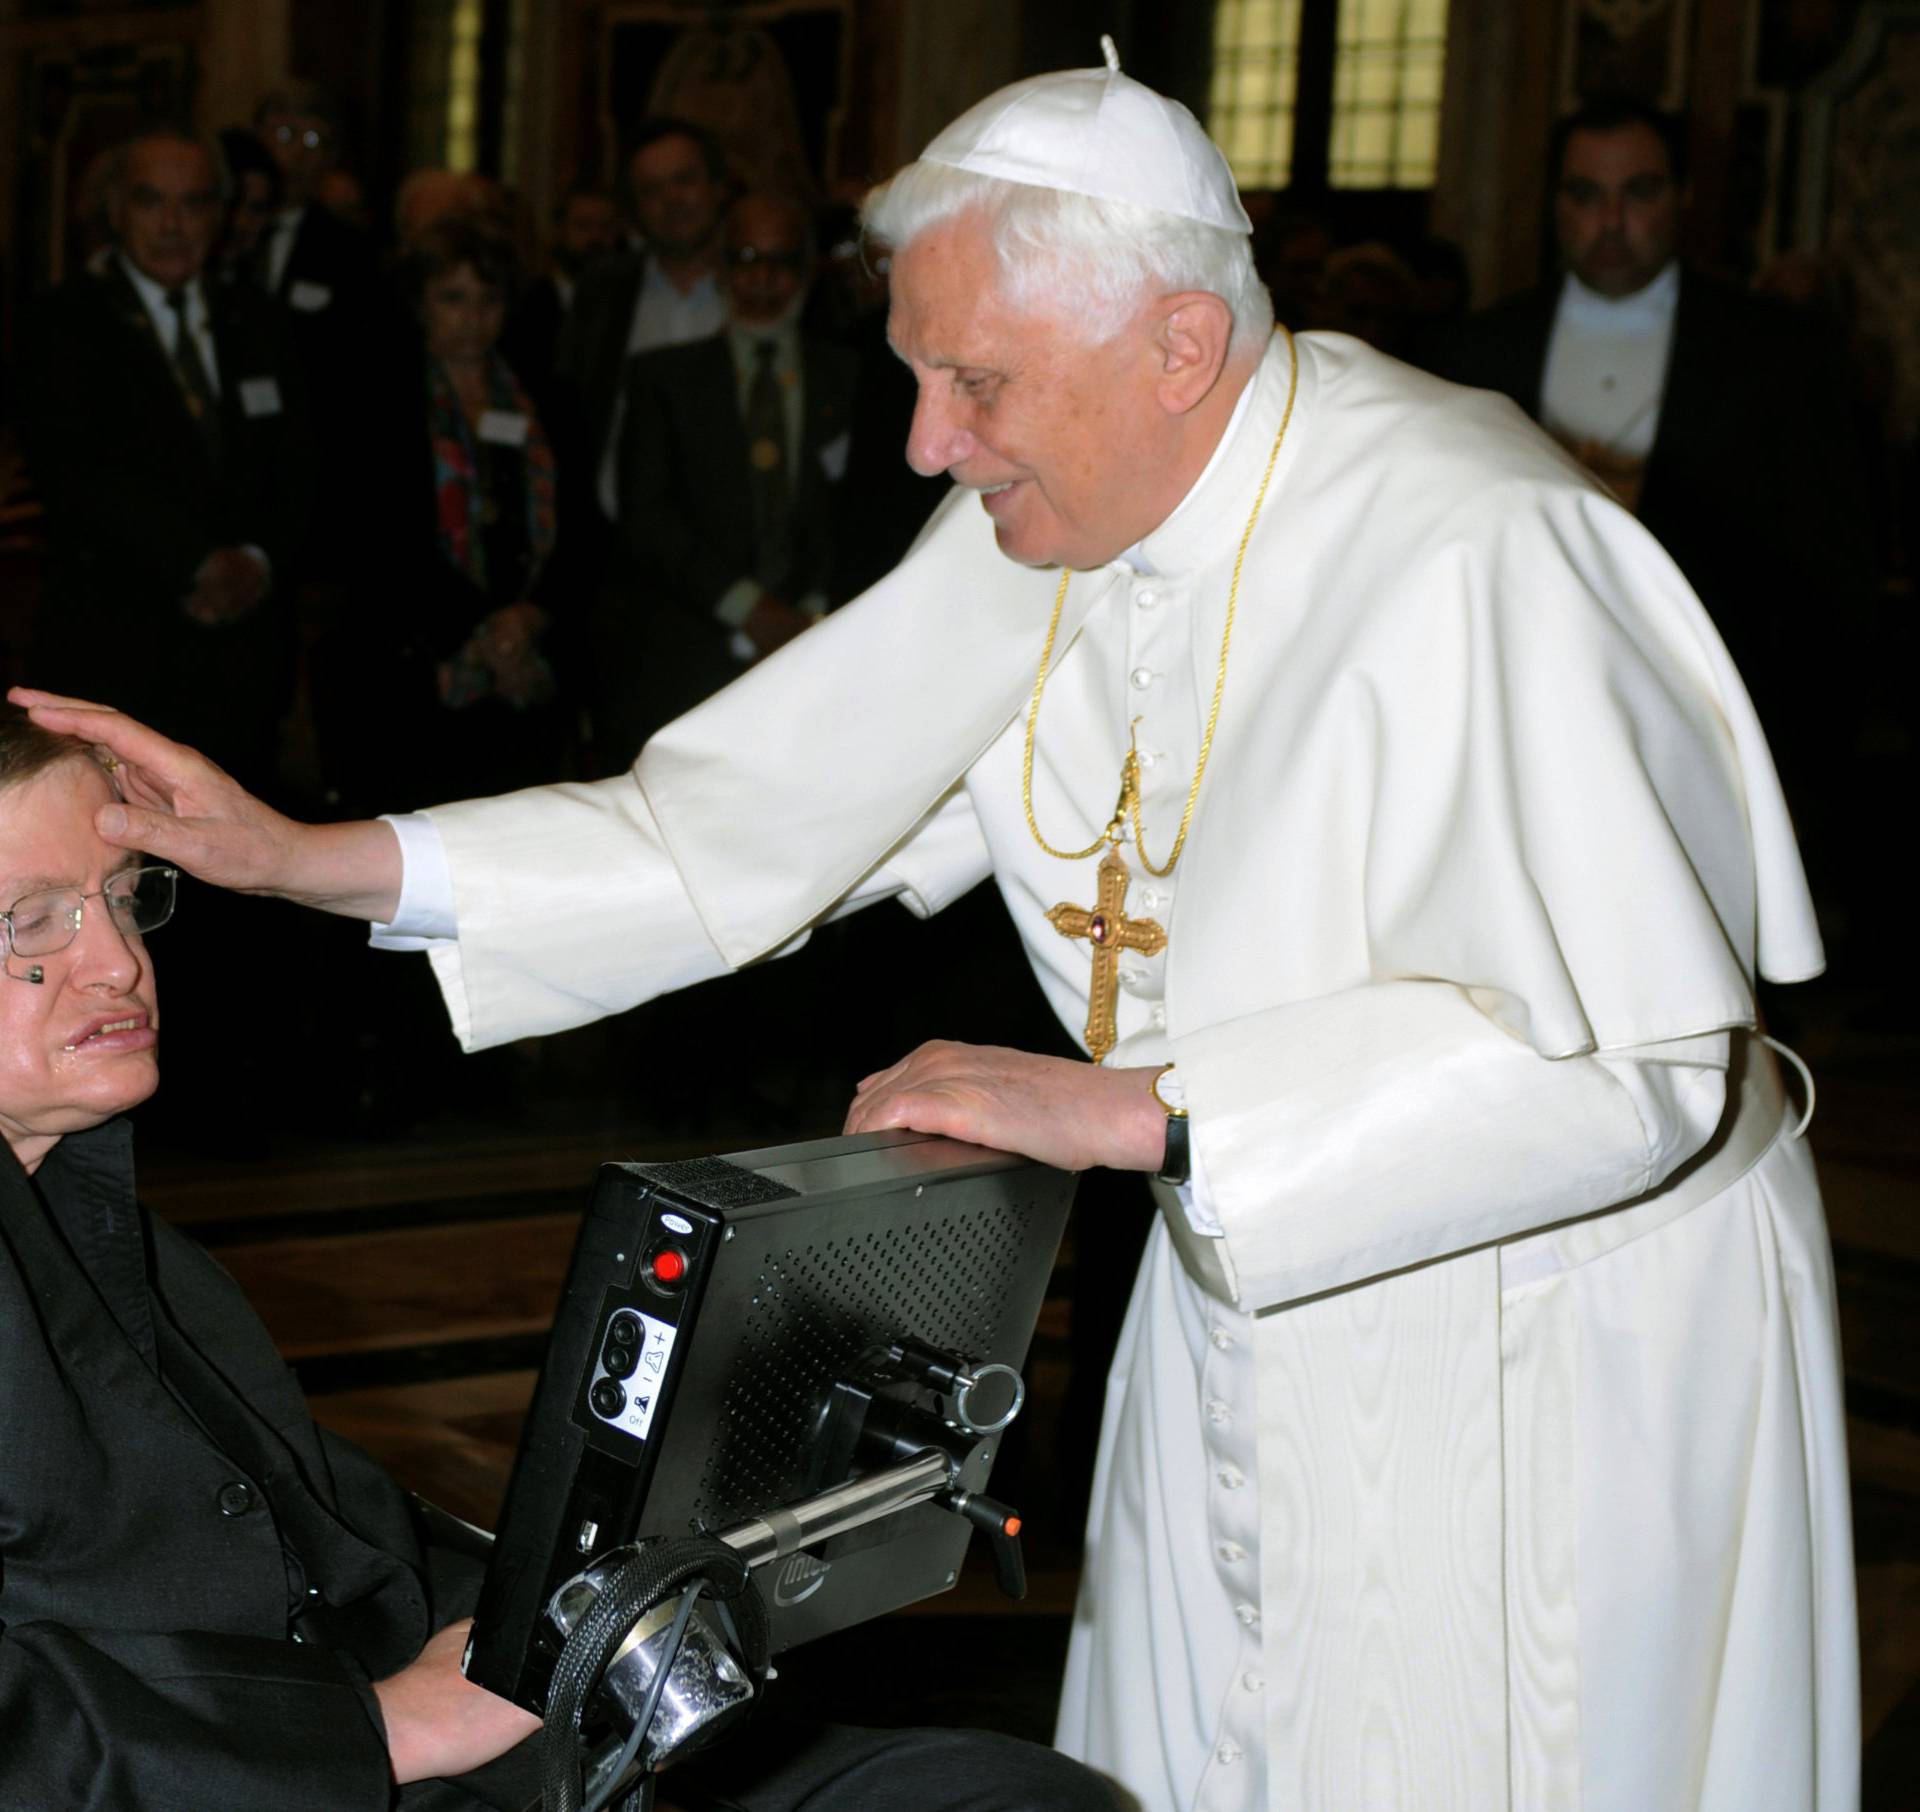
[1419,268,1875,741]
[0,1120,544,1810]
[264,203,408,577]
[554,251,647,472]
[15,264,313,778]
[612,328,858,744]
[501,274,568,396]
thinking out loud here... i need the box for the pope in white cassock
[17,43,1857,1812]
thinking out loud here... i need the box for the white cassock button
[1130,666,1155,690]
[1242,1672,1264,1694]
[1217,1540,1247,1564]
[1217,1464,1244,1490]
[1137,887,1160,910]
[1148,1004,1166,1028]
[1234,1602,1260,1628]
[1206,1399,1232,1425]
[1215,1741,1242,1765]
[1135,588,1158,609]
[1210,1328,1235,1351]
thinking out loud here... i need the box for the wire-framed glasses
[2,865,179,960]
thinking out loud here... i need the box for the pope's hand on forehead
[7,689,404,923]
[7,688,288,894]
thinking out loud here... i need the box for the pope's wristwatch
[1151,1063,1190,1186]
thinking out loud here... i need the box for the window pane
[1330,0,1447,188]
[1208,0,1302,187]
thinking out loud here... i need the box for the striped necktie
[165,287,224,466]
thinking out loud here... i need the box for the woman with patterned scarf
[318,216,580,813]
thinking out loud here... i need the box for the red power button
[650,1247,688,1285]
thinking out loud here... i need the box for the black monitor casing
[466,1129,1076,1715]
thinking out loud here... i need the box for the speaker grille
[691,1197,1037,1525]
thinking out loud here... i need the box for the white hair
[862,161,1273,357]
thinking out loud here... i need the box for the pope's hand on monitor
[844,1039,1166,1173]
[374,1618,542,1786]
[7,688,404,923]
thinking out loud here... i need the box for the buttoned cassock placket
[999,545,1270,1812]
[1124,568,1268,1812]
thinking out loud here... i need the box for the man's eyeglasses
[270,125,332,152]
[2,866,178,973]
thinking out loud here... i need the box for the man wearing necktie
[608,190,858,762]
[16,131,310,788]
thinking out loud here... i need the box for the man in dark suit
[1421,96,1873,764]
[17,129,310,787]
[610,191,858,758]
[253,81,390,572]
[502,181,622,392]
[557,119,732,526]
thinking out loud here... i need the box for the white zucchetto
[920,35,1253,235]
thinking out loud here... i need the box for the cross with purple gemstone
[1045,844,1167,1065]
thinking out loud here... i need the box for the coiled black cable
[539,1536,769,1812]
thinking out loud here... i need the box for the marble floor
[139,973,1920,1802]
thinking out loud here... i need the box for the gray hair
[105,129,234,208]
[862,161,1272,356]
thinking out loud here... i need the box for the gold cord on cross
[1045,756,1166,1063]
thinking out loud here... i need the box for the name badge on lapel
[239,377,284,418]
[819,431,850,483]
[289,280,333,312]
[478,409,530,447]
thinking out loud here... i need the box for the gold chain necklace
[1025,327,1298,1061]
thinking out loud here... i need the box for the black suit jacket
[0,1121,535,1811]
[16,264,313,777]
[555,251,648,471]
[265,204,406,575]
[1420,269,1875,739]
[501,274,568,395]
[611,328,859,746]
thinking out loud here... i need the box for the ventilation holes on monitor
[690,1201,1035,1525]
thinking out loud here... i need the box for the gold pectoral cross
[1046,844,1166,1065]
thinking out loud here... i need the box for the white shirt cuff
[369,813,457,947]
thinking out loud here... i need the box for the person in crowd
[253,79,377,309]
[16,128,308,788]
[0,704,1117,1812]
[394,169,516,246]
[17,126,314,1140]
[1310,239,1417,353]
[1251,206,1329,331]
[558,117,732,524]
[1420,93,1874,774]
[316,165,375,233]
[608,190,856,758]
[18,49,1857,1812]
[215,125,284,287]
[504,181,623,391]
[253,79,391,574]
[316,217,576,814]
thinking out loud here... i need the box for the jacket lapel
[0,1136,214,1454]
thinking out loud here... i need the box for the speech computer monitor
[466,1128,1077,1716]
